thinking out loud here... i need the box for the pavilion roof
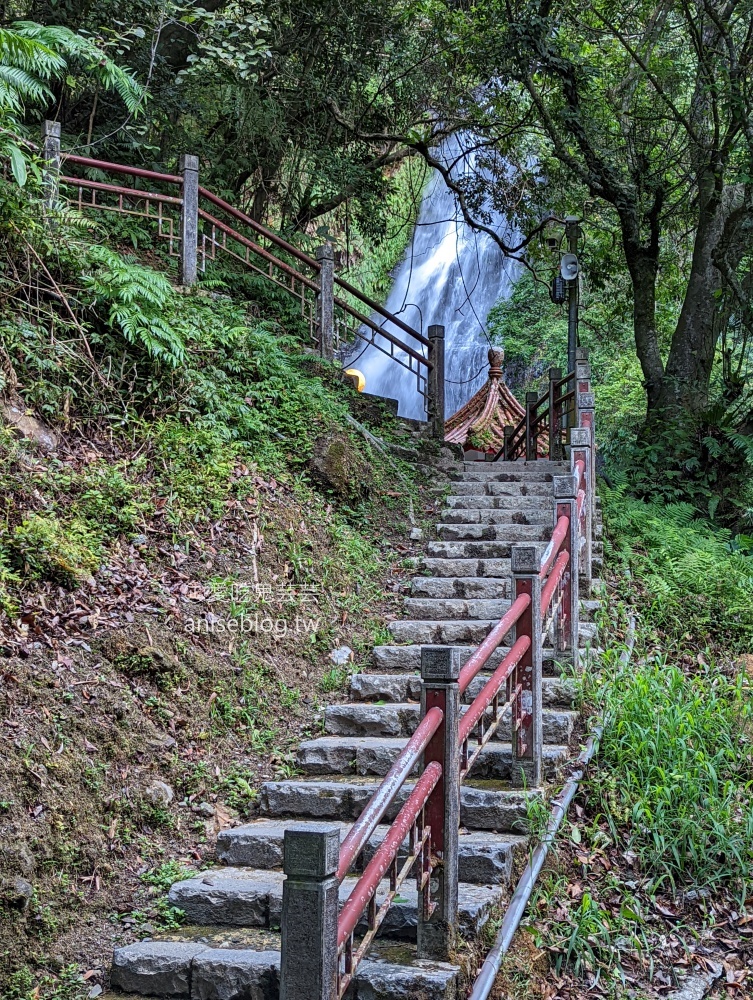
[445,348,525,451]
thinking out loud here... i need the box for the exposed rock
[2,876,33,910]
[1,399,57,452]
[145,781,174,806]
[309,432,368,498]
[409,527,424,541]
[329,645,353,666]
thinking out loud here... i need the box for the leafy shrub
[82,247,186,365]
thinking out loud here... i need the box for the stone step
[216,819,527,885]
[416,557,511,578]
[440,507,552,525]
[259,777,538,833]
[166,867,502,939]
[436,523,551,542]
[448,481,555,497]
[445,494,554,509]
[402,597,509,620]
[110,940,460,999]
[349,673,577,708]
[323,702,576,744]
[460,459,568,473]
[372,644,573,674]
[426,541,515,559]
[410,576,509,599]
[450,464,566,482]
[387,618,596,648]
[297,736,569,779]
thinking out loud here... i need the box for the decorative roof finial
[487,347,504,379]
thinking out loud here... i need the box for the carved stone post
[511,544,543,788]
[428,324,446,440]
[503,424,515,462]
[553,473,580,661]
[419,646,460,961]
[570,427,593,597]
[41,120,61,209]
[316,244,335,359]
[179,154,199,286]
[280,825,339,1000]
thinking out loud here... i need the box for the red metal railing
[55,150,432,400]
[334,706,443,996]
[495,369,576,462]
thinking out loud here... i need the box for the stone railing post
[315,244,335,360]
[179,154,199,287]
[553,473,580,660]
[525,392,538,461]
[548,367,562,460]
[41,120,61,209]
[427,324,446,440]
[503,424,514,461]
[511,544,543,788]
[280,825,339,1000]
[419,645,460,961]
[570,427,593,596]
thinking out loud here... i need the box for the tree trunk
[658,178,731,413]
[623,247,664,413]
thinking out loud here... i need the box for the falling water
[350,138,521,420]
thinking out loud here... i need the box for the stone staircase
[107,459,601,1000]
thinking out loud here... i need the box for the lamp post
[547,216,582,376]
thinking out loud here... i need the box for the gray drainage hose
[468,619,636,1000]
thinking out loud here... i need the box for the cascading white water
[351,138,521,420]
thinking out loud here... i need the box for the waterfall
[350,138,521,420]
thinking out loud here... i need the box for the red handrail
[336,706,444,882]
[60,175,183,205]
[198,208,321,291]
[62,153,181,185]
[458,593,531,695]
[199,185,431,350]
[539,515,570,580]
[337,760,441,948]
[459,635,531,745]
[541,549,569,615]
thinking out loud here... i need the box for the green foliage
[82,247,185,365]
[602,477,753,651]
[584,651,753,896]
[140,860,194,892]
[8,513,100,585]
[2,965,87,1000]
[0,22,141,185]
[487,271,567,396]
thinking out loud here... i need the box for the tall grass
[584,644,753,896]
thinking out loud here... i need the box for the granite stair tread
[323,701,577,743]
[216,819,527,885]
[259,775,538,832]
[166,867,503,939]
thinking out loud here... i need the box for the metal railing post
[41,120,61,209]
[525,392,537,461]
[511,545,543,788]
[548,367,562,460]
[179,154,199,286]
[280,825,339,1000]
[553,473,580,659]
[316,244,335,359]
[418,646,460,961]
[570,427,593,597]
[428,325,446,440]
